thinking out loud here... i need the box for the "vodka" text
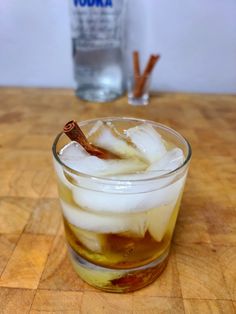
[74,0,113,7]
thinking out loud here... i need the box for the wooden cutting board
[0,88,235,313]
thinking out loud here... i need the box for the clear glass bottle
[69,0,126,102]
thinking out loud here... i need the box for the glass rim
[52,117,192,184]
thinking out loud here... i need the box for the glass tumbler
[52,118,191,293]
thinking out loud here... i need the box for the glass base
[68,245,169,293]
[128,94,149,106]
[76,86,123,103]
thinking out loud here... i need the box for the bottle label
[73,0,113,7]
[70,0,125,49]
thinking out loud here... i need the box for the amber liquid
[63,200,180,270]
[59,175,181,266]
[57,167,183,292]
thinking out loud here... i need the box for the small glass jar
[127,75,151,106]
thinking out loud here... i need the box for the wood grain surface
[0,88,235,313]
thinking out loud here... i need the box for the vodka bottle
[69,0,126,102]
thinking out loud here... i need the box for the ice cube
[148,148,184,174]
[69,224,106,253]
[109,148,185,183]
[88,121,144,160]
[59,139,147,177]
[59,141,90,174]
[60,200,148,237]
[147,201,177,242]
[126,124,167,163]
[72,187,147,214]
[71,174,186,214]
[60,141,89,160]
[53,157,72,189]
[63,154,147,177]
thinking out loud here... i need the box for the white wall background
[0,0,236,93]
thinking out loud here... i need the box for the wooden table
[0,88,235,313]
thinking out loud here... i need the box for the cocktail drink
[52,118,191,293]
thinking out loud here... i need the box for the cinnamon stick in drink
[134,54,160,98]
[64,120,118,159]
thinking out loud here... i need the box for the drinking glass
[52,117,191,293]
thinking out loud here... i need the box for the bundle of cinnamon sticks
[132,51,160,98]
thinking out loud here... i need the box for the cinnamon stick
[134,54,160,98]
[133,51,140,83]
[63,120,118,159]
